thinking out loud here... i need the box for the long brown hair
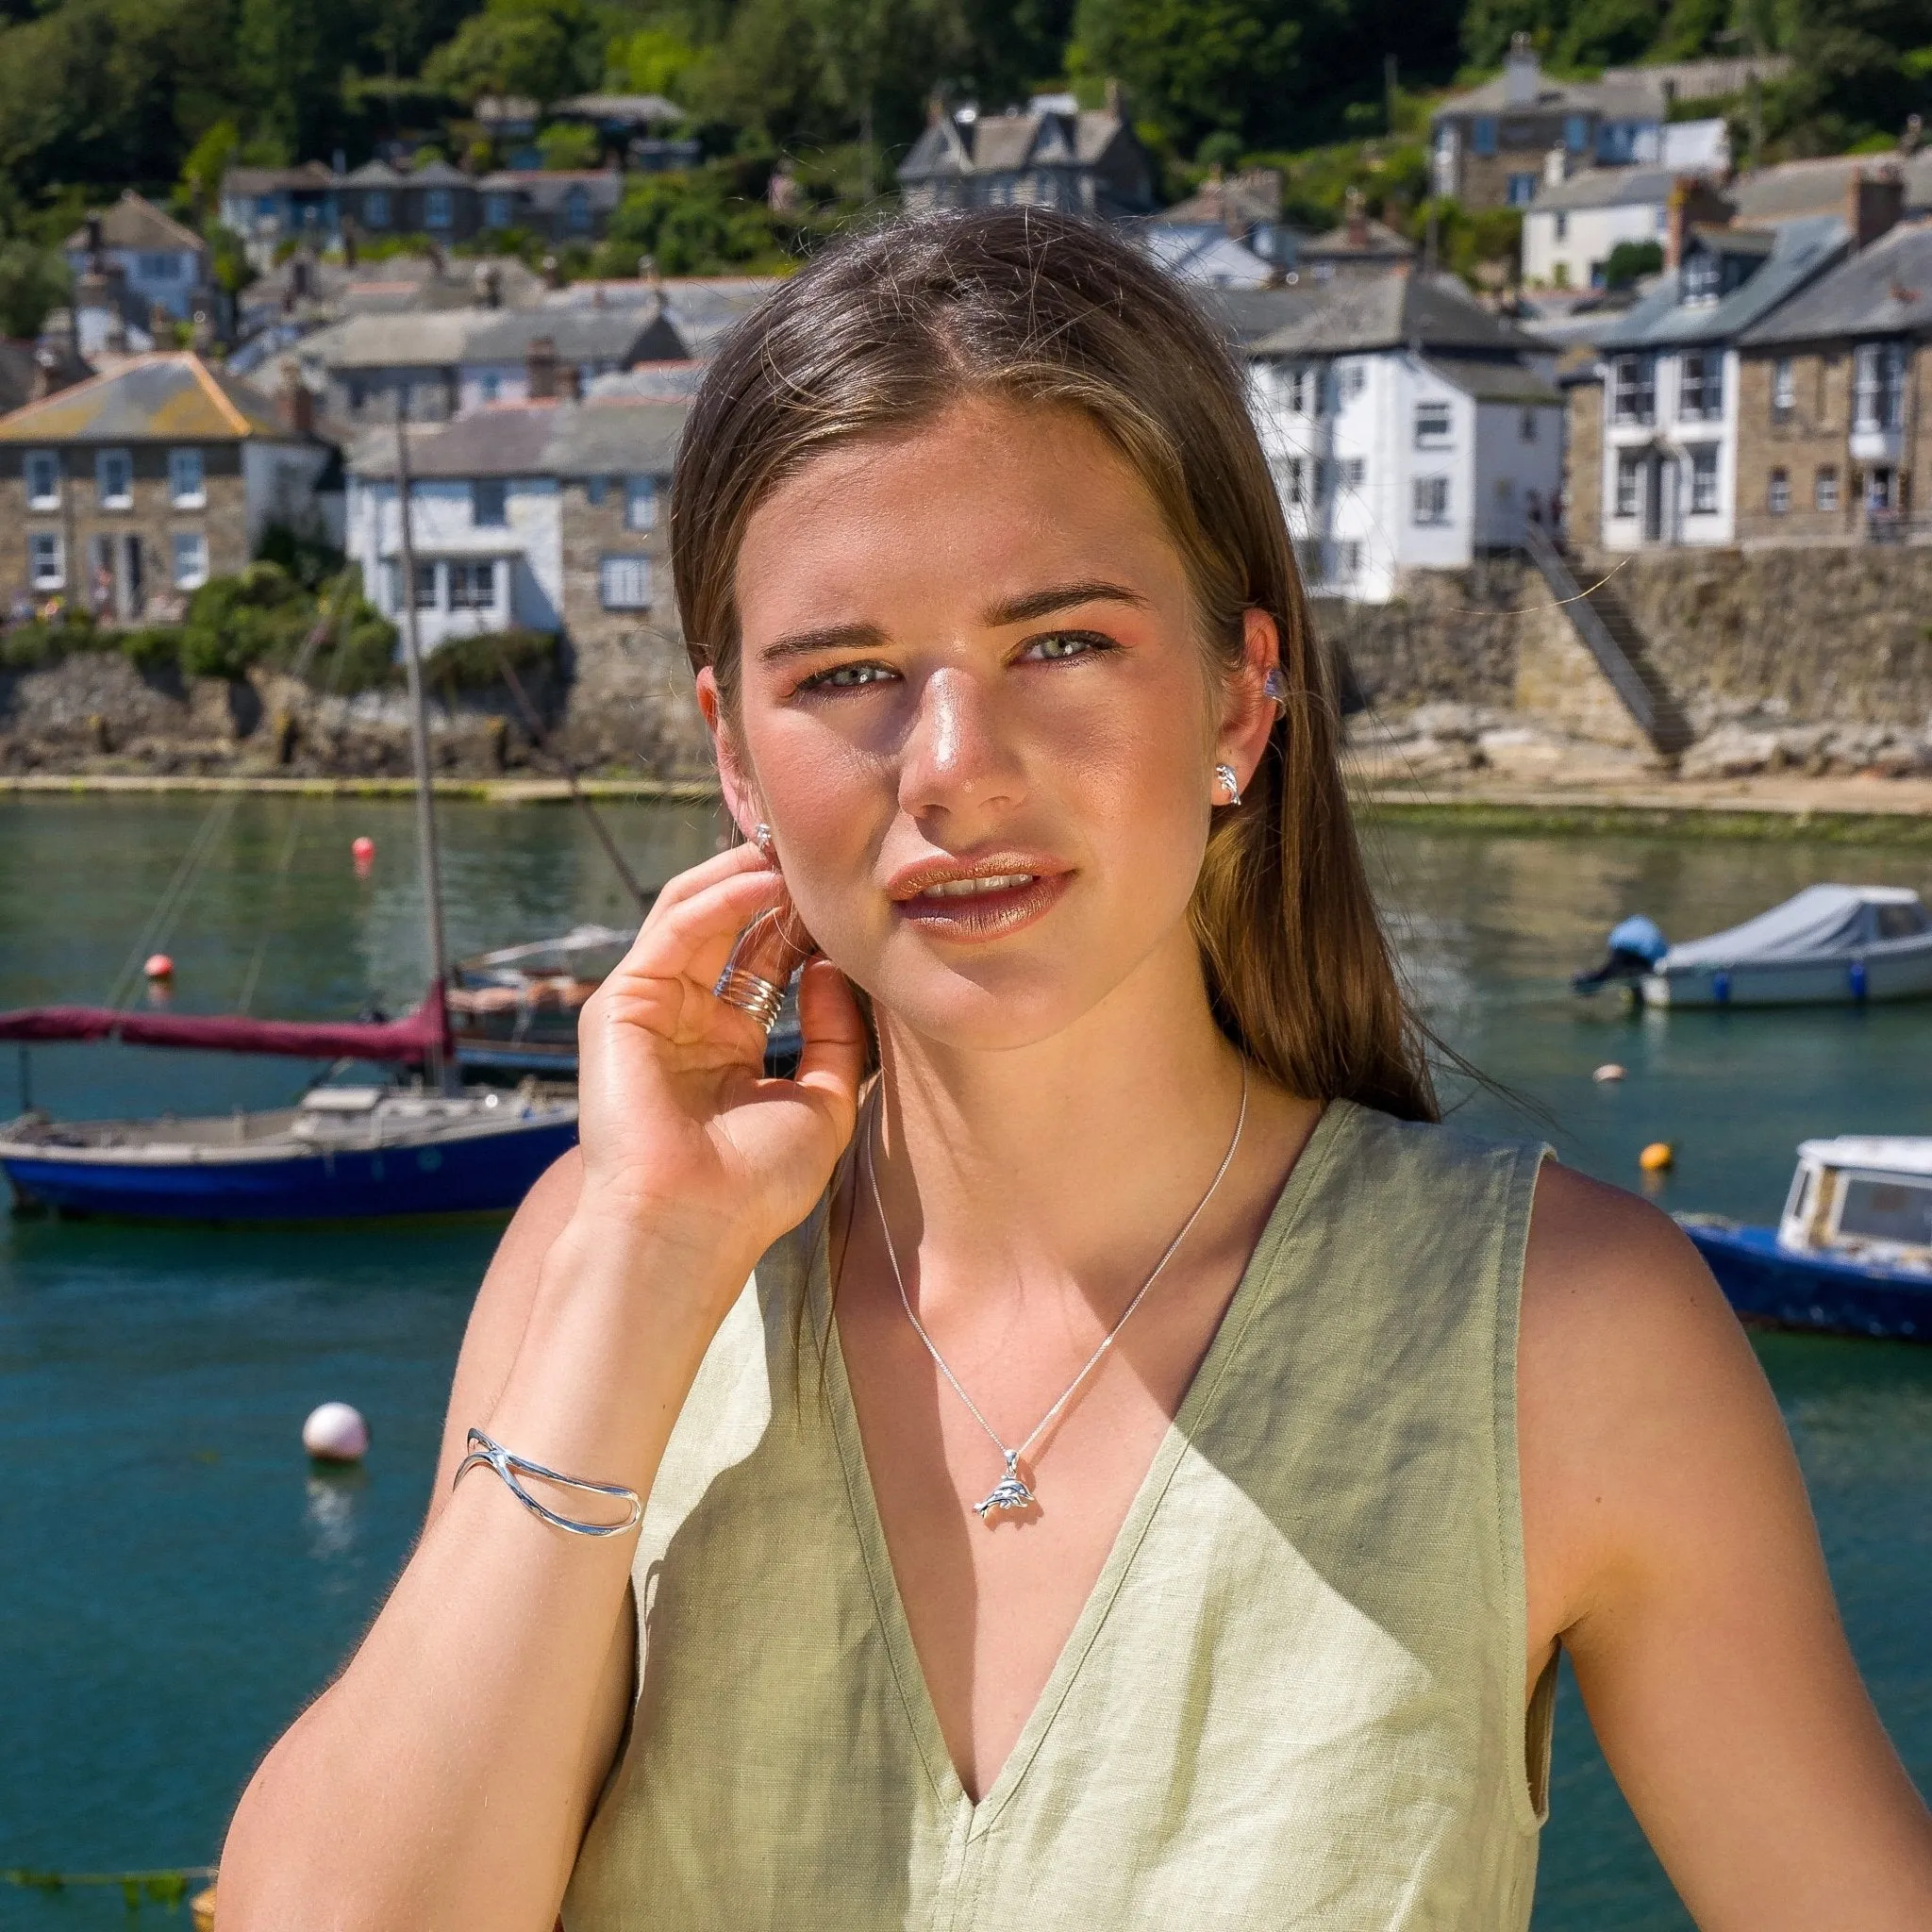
[672,207,1437,1124]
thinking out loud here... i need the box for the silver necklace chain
[862,1065,1249,1522]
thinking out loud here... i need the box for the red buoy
[352,835,375,874]
[143,953,174,980]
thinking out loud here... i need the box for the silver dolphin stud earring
[1214,763,1241,807]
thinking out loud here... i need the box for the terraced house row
[1566,167,1932,555]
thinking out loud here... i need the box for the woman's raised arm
[217,845,865,1932]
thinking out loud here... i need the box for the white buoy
[1592,1063,1626,1083]
[303,1402,370,1463]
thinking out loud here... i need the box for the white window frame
[600,554,653,610]
[1414,400,1452,448]
[1772,357,1796,417]
[1412,475,1450,525]
[1767,468,1790,515]
[25,450,59,508]
[1816,466,1840,513]
[1611,356,1656,426]
[171,530,208,590]
[446,558,499,611]
[1678,351,1723,424]
[96,448,133,509]
[1340,457,1366,491]
[168,447,205,508]
[1281,457,1306,507]
[28,530,63,590]
[1335,539,1362,580]
[1614,451,1641,518]
[1854,341,1905,432]
[1688,445,1720,515]
[624,475,658,532]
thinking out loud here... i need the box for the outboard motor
[1574,915,1668,992]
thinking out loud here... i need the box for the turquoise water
[4,796,1931,1927]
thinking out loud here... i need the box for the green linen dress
[564,1098,1557,1929]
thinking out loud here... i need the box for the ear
[1214,608,1281,795]
[696,666,764,841]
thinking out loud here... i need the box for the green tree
[425,0,600,108]
[179,118,240,219]
[616,23,698,96]
[1067,0,1311,153]
[0,238,68,335]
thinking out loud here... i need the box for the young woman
[221,209,1932,1929]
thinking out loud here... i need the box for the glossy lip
[884,852,1074,944]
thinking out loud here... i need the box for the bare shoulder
[1517,1159,1789,1644]
[422,1148,583,1522]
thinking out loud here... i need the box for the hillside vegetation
[0,0,1927,297]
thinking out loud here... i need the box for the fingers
[608,866,787,1004]
[639,841,772,937]
[789,960,867,1137]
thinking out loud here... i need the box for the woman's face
[702,394,1274,1054]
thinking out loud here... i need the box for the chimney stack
[277,359,315,436]
[1664,175,1693,270]
[474,261,501,308]
[1104,75,1123,120]
[1849,165,1905,252]
[559,361,582,402]
[84,213,103,266]
[541,252,564,291]
[1503,32,1540,109]
[31,345,61,403]
[526,335,559,400]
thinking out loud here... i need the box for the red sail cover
[0,984,451,1065]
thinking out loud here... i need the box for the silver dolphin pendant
[974,1451,1036,1522]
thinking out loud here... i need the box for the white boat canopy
[1663,885,1925,969]
[1796,1137,1932,1178]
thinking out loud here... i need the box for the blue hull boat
[1682,1219,1932,1342]
[0,1089,578,1223]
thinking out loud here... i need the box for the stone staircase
[1523,526,1695,758]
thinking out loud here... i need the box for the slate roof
[1141,227,1275,288]
[899,105,1127,182]
[0,353,294,443]
[1249,271,1540,358]
[1740,221,1932,347]
[463,305,686,364]
[585,361,706,401]
[1594,214,1848,350]
[541,275,781,358]
[223,162,339,196]
[341,160,408,187]
[483,169,626,213]
[1191,284,1318,350]
[1531,165,1679,214]
[0,340,90,414]
[1301,216,1415,261]
[349,395,688,478]
[1158,169,1281,227]
[1433,67,1664,122]
[1421,356,1562,405]
[1727,154,1932,225]
[303,310,493,370]
[63,191,204,256]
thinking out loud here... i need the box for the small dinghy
[1682,1137,1932,1341]
[1575,885,1932,1008]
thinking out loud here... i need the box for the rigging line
[1434,552,1637,618]
[491,645,654,917]
[236,583,361,1014]
[104,793,237,1009]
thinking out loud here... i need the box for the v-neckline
[812,1097,1352,1832]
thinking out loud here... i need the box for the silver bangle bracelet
[454,1428,642,1538]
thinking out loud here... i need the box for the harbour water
[4,794,1931,1927]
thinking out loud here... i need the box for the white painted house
[1244,272,1563,603]
[1591,215,1846,551]
[61,192,215,325]
[345,406,564,646]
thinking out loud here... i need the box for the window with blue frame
[1472,117,1497,157]
[1507,174,1537,207]
[425,190,454,231]
[1564,114,1589,154]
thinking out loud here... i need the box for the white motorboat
[1578,886,1932,1008]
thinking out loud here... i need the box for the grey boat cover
[1663,885,1921,970]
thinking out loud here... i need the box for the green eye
[804,661,894,691]
[1026,632,1100,661]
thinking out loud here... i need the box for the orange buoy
[143,953,174,980]
[1639,1141,1674,1174]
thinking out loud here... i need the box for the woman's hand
[568,841,867,1284]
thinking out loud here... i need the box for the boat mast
[392,399,455,1094]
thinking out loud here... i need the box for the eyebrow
[756,580,1150,665]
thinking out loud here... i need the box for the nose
[895,666,1025,828]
